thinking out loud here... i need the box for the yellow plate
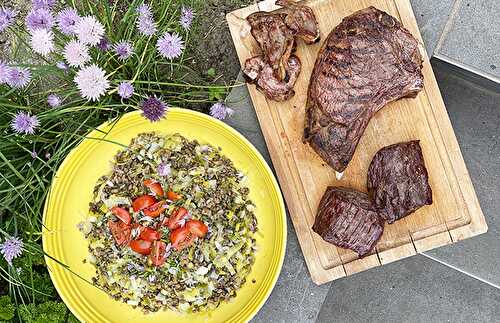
[42,109,287,323]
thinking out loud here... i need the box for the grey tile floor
[225,58,500,322]
[434,0,500,80]
[410,0,455,55]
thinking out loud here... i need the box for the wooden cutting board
[226,0,488,284]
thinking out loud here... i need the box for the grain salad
[79,132,258,313]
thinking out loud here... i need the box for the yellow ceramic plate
[42,109,286,323]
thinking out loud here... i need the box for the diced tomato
[185,220,208,237]
[170,226,195,251]
[140,227,161,242]
[166,207,189,230]
[132,195,156,212]
[108,220,132,246]
[143,201,168,218]
[144,179,165,197]
[110,206,131,225]
[129,239,153,255]
[166,191,182,201]
[149,240,167,266]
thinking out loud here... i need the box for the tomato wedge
[166,207,189,230]
[149,240,167,266]
[129,239,153,255]
[139,227,161,242]
[144,179,164,197]
[132,195,156,212]
[110,206,131,225]
[108,220,132,246]
[170,226,195,251]
[143,201,168,218]
[185,220,208,237]
[166,191,182,201]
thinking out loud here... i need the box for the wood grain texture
[227,0,488,285]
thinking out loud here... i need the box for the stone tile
[409,0,456,55]
[316,255,500,323]
[252,217,331,323]
[225,75,271,166]
[436,0,500,79]
[425,59,500,284]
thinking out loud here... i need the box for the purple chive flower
[74,16,104,46]
[97,37,110,51]
[113,41,133,61]
[6,67,31,88]
[32,0,55,9]
[56,61,68,70]
[136,3,156,35]
[136,3,153,17]
[63,40,90,67]
[26,8,54,31]
[31,149,38,158]
[117,82,134,99]
[0,7,17,32]
[74,64,109,101]
[157,162,171,177]
[11,111,39,134]
[136,15,157,36]
[30,28,54,56]
[47,94,61,107]
[156,32,184,59]
[0,61,10,83]
[0,236,23,265]
[56,8,80,35]
[210,102,234,120]
[179,6,194,30]
[141,96,167,122]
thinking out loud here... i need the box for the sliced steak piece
[312,186,384,256]
[304,7,423,172]
[367,140,432,223]
[247,11,295,81]
[277,0,320,44]
[245,0,319,92]
[243,55,301,102]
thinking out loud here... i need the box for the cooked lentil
[80,133,258,313]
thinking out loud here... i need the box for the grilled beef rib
[367,140,432,223]
[312,186,384,256]
[304,7,423,172]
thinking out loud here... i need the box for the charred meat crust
[247,11,295,81]
[304,7,424,172]
[243,55,302,102]
[244,1,319,101]
[246,1,320,80]
[312,186,384,256]
[367,140,433,223]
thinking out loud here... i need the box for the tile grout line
[434,54,500,84]
[420,252,500,290]
[433,0,463,54]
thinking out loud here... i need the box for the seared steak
[367,140,432,223]
[247,11,295,81]
[243,55,301,102]
[312,186,384,256]
[304,7,423,172]
[244,1,319,101]
[277,0,320,44]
